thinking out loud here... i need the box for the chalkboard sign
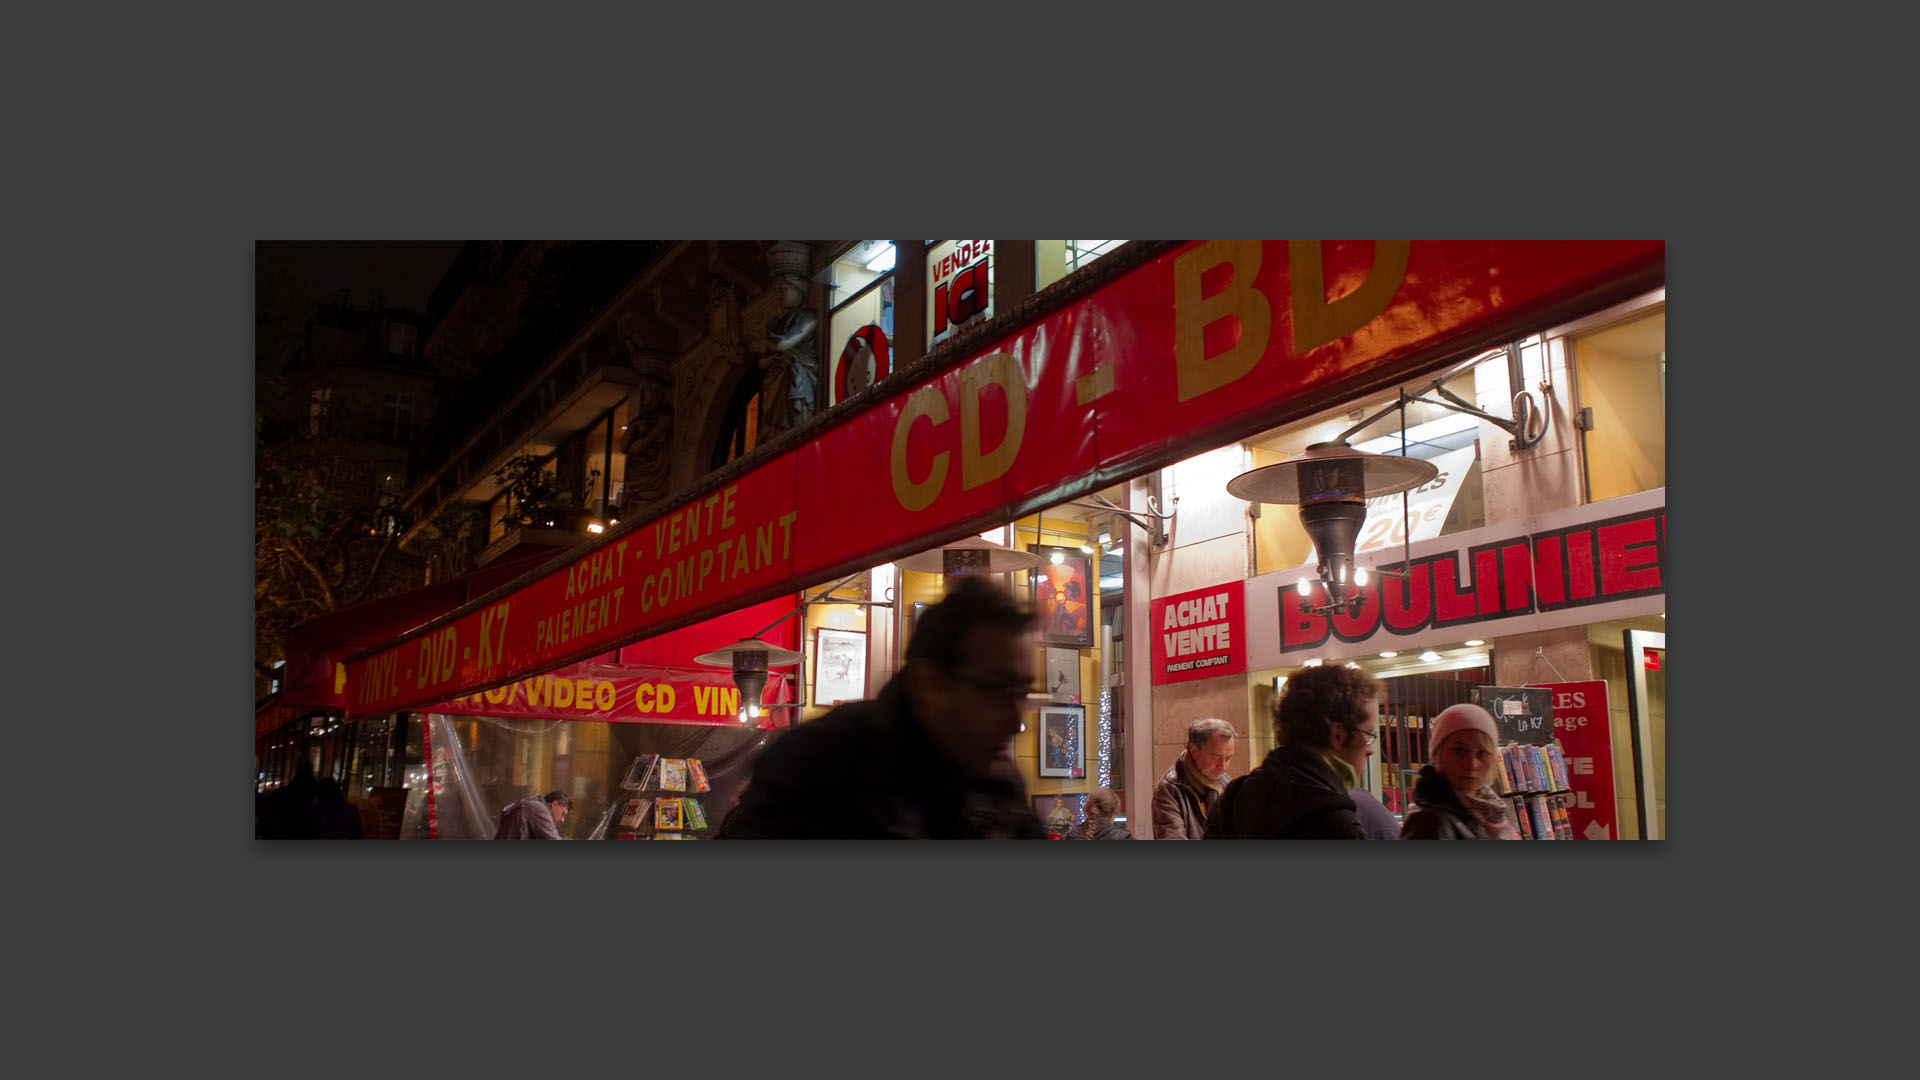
[1471,686,1555,746]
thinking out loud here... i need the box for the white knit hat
[1428,703,1499,757]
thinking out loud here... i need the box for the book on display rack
[612,754,715,839]
[1496,742,1575,840]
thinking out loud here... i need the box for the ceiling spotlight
[1464,639,1485,647]
[1079,541,1094,554]
[1303,658,1323,667]
[1378,651,1398,658]
[1419,650,1441,662]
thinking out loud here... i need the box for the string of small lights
[1097,687,1113,789]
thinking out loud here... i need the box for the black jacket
[1066,819,1133,840]
[715,679,1045,839]
[1400,765,1489,840]
[1204,745,1365,839]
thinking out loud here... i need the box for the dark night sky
[256,240,466,313]
[254,241,467,373]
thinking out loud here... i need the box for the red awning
[269,546,563,720]
[264,545,802,733]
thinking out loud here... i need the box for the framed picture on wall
[812,627,867,707]
[1033,792,1088,838]
[1030,547,1094,647]
[1045,647,1080,702]
[1037,703,1086,779]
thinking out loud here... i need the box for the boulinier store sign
[341,240,1663,719]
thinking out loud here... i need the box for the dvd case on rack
[621,754,660,791]
[660,758,688,792]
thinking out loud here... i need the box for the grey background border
[22,6,1827,1072]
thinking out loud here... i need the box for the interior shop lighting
[1303,658,1323,667]
[1227,344,1551,620]
[864,243,896,273]
[1464,639,1485,647]
[1379,651,1398,658]
[1419,650,1442,662]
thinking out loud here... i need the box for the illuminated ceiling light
[1464,639,1485,647]
[1303,658,1323,667]
[1379,651,1398,658]
[1079,541,1094,554]
[586,522,605,534]
[1419,650,1441,662]
[864,244,896,272]
[1345,661,1361,668]
[1050,550,1065,565]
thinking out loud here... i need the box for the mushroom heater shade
[1225,443,1439,616]
[693,637,803,723]
[893,536,1044,575]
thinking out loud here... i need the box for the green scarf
[1315,748,1358,790]
[1180,751,1225,795]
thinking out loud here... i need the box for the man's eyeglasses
[1349,726,1380,745]
[944,668,1033,702]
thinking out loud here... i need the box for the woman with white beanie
[1401,703,1518,840]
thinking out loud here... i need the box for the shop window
[1574,309,1665,502]
[826,241,896,410]
[414,712,764,839]
[1035,240,1128,291]
[924,239,994,350]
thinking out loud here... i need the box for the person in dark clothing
[310,778,365,839]
[1066,788,1132,839]
[717,575,1047,839]
[1205,665,1381,839]
[1401,704,1517,840]
[267,762,318,840]
[494,790,572,839]
[1327,694,1397,840]
[1151,717,1237,839]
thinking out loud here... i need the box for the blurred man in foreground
[718,576,1047,839]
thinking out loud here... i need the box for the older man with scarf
[1151,717,1238,839]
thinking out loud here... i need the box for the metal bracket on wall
[1068,490,1172,548]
